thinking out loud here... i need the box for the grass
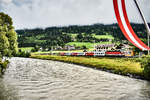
[67,34,114,49]
[66,42,112,49]
[70,34,114,40]
[30,55,144,78]
[19,47,33,52]
[32,50,84,55]
[92,34,114,40]
[70,34,78,38]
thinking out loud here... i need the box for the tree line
[16,23,149,49]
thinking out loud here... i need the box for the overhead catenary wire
[133,0,150,54]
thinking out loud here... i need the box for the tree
[0,30,9,56]
[82,45,87,50]
[140,55,150,80]
[76,33,83,42]
[0,12,18,74]
[0,12,18,57]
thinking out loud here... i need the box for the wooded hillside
[16,23,148,49]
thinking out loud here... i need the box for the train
[59,50,132,57]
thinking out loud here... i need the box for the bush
[15,51,31,58]
[140,55,150,80]
[31,48,36,52]
[0,60,9,74]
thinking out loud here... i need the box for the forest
[16,23,148,50]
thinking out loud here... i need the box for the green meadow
[19,47,34,52]
[30,55,144,78]
[66,41,112,49]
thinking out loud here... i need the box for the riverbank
[1,57,150,100]
[30,55,144,79]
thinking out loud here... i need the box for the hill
[16,23,148,50]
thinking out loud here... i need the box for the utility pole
[94,40,95,51]
[51,46,53,55]
[134,0,150,54]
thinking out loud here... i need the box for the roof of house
[95,44,116,48]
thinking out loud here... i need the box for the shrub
[15,51,31,58]
[31,48,36,52]
[0,59,9,74]
[140,55,150,80]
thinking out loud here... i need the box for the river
[0,57,150,100]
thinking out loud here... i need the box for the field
[66,34,114,49]
[19,34,115,52]
[30,55,144,78]
[19,47,33,52]
[66,42,112,49]
[70,34,78,38]
[92,34,114,39]
[70,34,114,39]
[32,50,81,55]
[32,49,94,55]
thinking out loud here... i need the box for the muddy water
[0,57,150,100]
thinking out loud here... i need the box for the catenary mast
[133,0,150,54]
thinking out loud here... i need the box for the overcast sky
[0,0,150,29]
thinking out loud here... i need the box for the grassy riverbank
[30,55,144,78]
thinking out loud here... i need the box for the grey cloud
[126,0,150,23]
[12,0,32,7]
[0,0,12,4]
[0,0,150,29]
[0,0,12,9]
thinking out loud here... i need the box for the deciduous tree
[0,12,18,57]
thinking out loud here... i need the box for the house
[119,44,134,56]
[95,43,134,56]
[64,45,75,50]
[95,44,116,51]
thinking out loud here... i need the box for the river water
[0,57,150,100]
